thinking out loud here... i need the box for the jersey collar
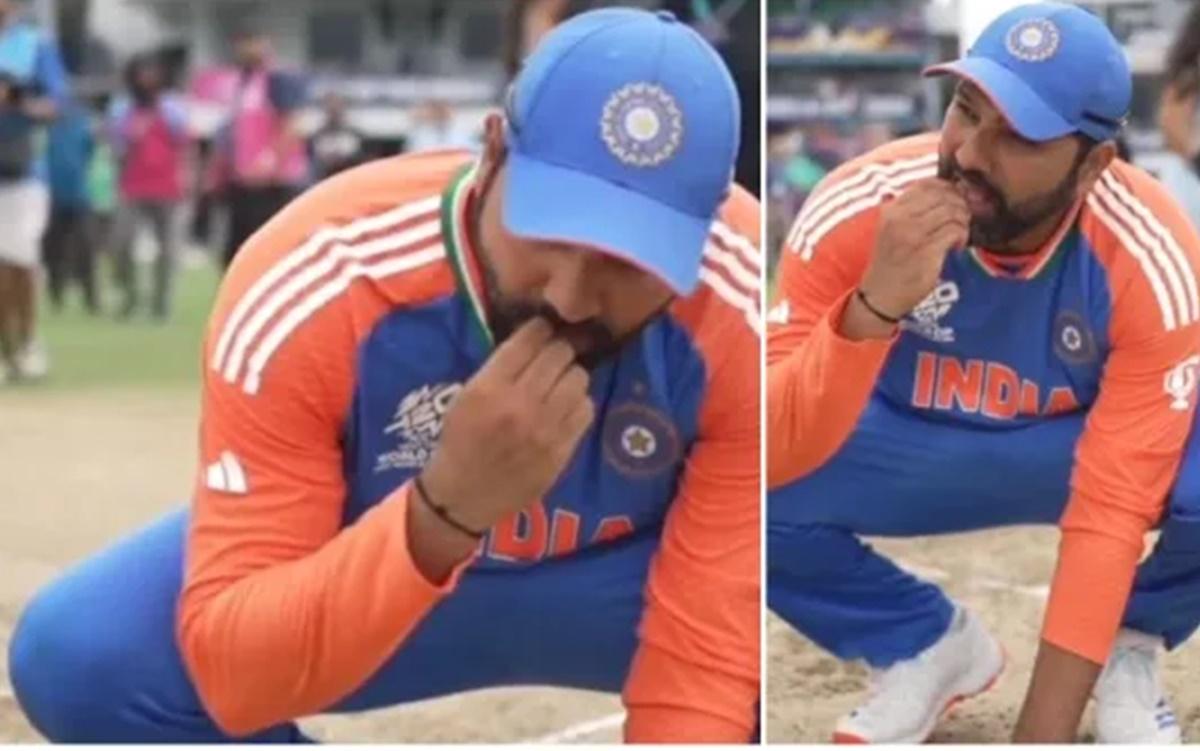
[967,197,1083,280]
[441,162,494,350]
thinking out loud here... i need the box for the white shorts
[0,179,48,268]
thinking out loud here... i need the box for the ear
[1076,140,1117,197]
[477,112,508,182]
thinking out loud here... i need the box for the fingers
[898,179,969,217]
[479,317,554,383]
[519,337,578,400]
[559,393,596,445]
[545,364,591,420]
[928,222,970,256]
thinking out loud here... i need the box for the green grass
[35,263,221,392]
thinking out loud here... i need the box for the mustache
[489,300,620,370]
[939,157,1004,208]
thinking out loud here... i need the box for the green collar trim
[440,162,493,348]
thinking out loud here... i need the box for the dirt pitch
[766,530,1200,743]
[0,388,621,743]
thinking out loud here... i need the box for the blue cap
[925,2,1131,143]
[502,8,740,295]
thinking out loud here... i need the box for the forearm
[1014,640,1102,742]
[623,642,757,743]
[179,483,470,736]
[767,290,894,486]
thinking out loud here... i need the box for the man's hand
[840,178,969,341]
[1013,639,1102,742]
[420,317,595,534]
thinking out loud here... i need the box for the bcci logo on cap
[1165,355,1200,412]
[600,82,684,168]
[1005,18,1060,62]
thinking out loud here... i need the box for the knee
[9,578,135,741]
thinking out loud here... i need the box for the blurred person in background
[85,102,119,282]
[308,90,366,181]
[41,96,96,315]
[208,25,308,270]
[108,54,188,321]
[1159,0,1200,230]
[504,0,573,79]
[0,0,68,383]
[405,97,477,152]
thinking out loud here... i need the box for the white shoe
[15,341,48,380]
[833,609,1005,744]
[1094,629,1182,744]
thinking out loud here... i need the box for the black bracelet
[413,476,485,541]
[855,288,904,325]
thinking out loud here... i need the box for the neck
[987,200,1079,256]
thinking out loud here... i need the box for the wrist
[838,291,900,341]
[414,474,487,541]
[406,481,478,585]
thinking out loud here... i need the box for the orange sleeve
[622,192,761,742]
[766,199,896,488]
[178,221,467,734]
[1043,172,1200,664]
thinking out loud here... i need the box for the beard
[938,153,1082,253]
[479,257,644,372]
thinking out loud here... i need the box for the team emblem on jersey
[602,402,681,478]
[1053,310,1098,365]
[1006,18,1060,62]
[374,382,463,473]
[901,280,959,343]
[600,82,684,168]
[1164,355,1200,412]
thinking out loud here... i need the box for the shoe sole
[832,642,1007,745]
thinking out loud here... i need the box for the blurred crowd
[0,0,759,385]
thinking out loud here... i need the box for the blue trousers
[9,511,656,741]
[768,396,1200,668]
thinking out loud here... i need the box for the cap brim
[924,58,1076,142]
[502,151,711,295]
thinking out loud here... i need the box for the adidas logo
[205,451,248,495]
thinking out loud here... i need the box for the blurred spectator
[42,98,96,315]
[0,0,68,383]
[504,0,574,81]
[309,91,366,180]
[406,98,477,152]
[108,54,188,320]
[1158,0,1200,231]
[206,25,308,269]
[85,124,118,280]
[1161,0,1200,162]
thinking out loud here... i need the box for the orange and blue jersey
[175,150,761,740]
[768,133,1200,667]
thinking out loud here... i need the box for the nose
[542,253,602,324]
[954,128,989,175]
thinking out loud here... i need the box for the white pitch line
[975,578,1049,599]
[895,557,1048,599]
[526,712,625,744]
[894,558,952,582]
